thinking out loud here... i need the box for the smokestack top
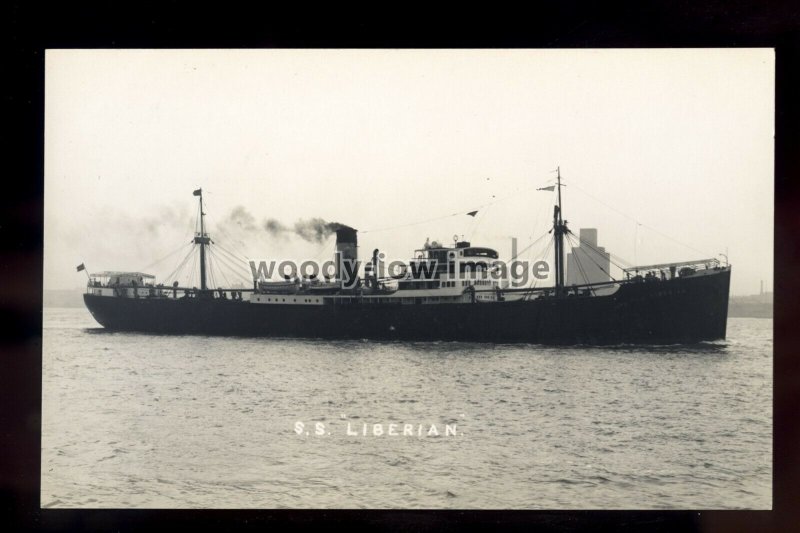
[335,225,358,244]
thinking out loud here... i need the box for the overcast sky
[44,49,773,295]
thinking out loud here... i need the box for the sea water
[41,307,772,509]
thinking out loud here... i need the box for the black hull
[83,269,730,345]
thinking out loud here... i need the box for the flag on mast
[466,210,478,217]
[537,185,555,192]
[76,263,85,272]
[193,188,202,196]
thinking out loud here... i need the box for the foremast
[193,188,210,291]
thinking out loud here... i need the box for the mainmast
[193,188,210,291]
[552,167,567,296]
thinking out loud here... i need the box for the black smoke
[224,207,350,243]
[293,218,350,243]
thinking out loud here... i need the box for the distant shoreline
[728,293,773,319]
[42,290,85,308]
[727,306,772,319]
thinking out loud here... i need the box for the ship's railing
[622,258,724,282]
[472,258,728,299]
[86,283,255,300]
[622,258,721,275]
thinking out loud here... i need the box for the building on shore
[566,228,611,287]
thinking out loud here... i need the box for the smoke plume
[293,218,349,243]
[263,218,288,235]
[224,207,350,243]
[226,206,257,232]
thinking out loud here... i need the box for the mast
[552,167,567,296]
[193,188,210,291]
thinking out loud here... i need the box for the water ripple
[42,308,772,509]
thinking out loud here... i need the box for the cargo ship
[82,171,731,344]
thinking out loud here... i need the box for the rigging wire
[214,244,256,279]
[565,232,594,294]
[207,250,218,289]
[203,203,338,265]
[567,229,629,273]
[163,247,195,285]
[566,231,618,282]
[153,198,204,287]
[501,227,553,291]
[202,198,263,262]
[136,242,193,275]
[531,189,556,240]
[566,232,609,292]
[523,236,554,300]
[194,199,201,235]
[207,263,216,290]
[200,197,332,284]
[214,239,254,265]
[565,179,714,258]
[311,235,336,261]
[188,251,198,288]
[179,250,196,284]
[203,211,252,260]
[361,210,477,234]
[212,246,254,284]
[565,233,588,285]
[185,172,694,293]
[511,230,551,262]
[211,245,246,276]
[184,172,707,285]
[172,254,193,285]
[360,183,550,234]
[181,214,196,245]
[209,248,233,289]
